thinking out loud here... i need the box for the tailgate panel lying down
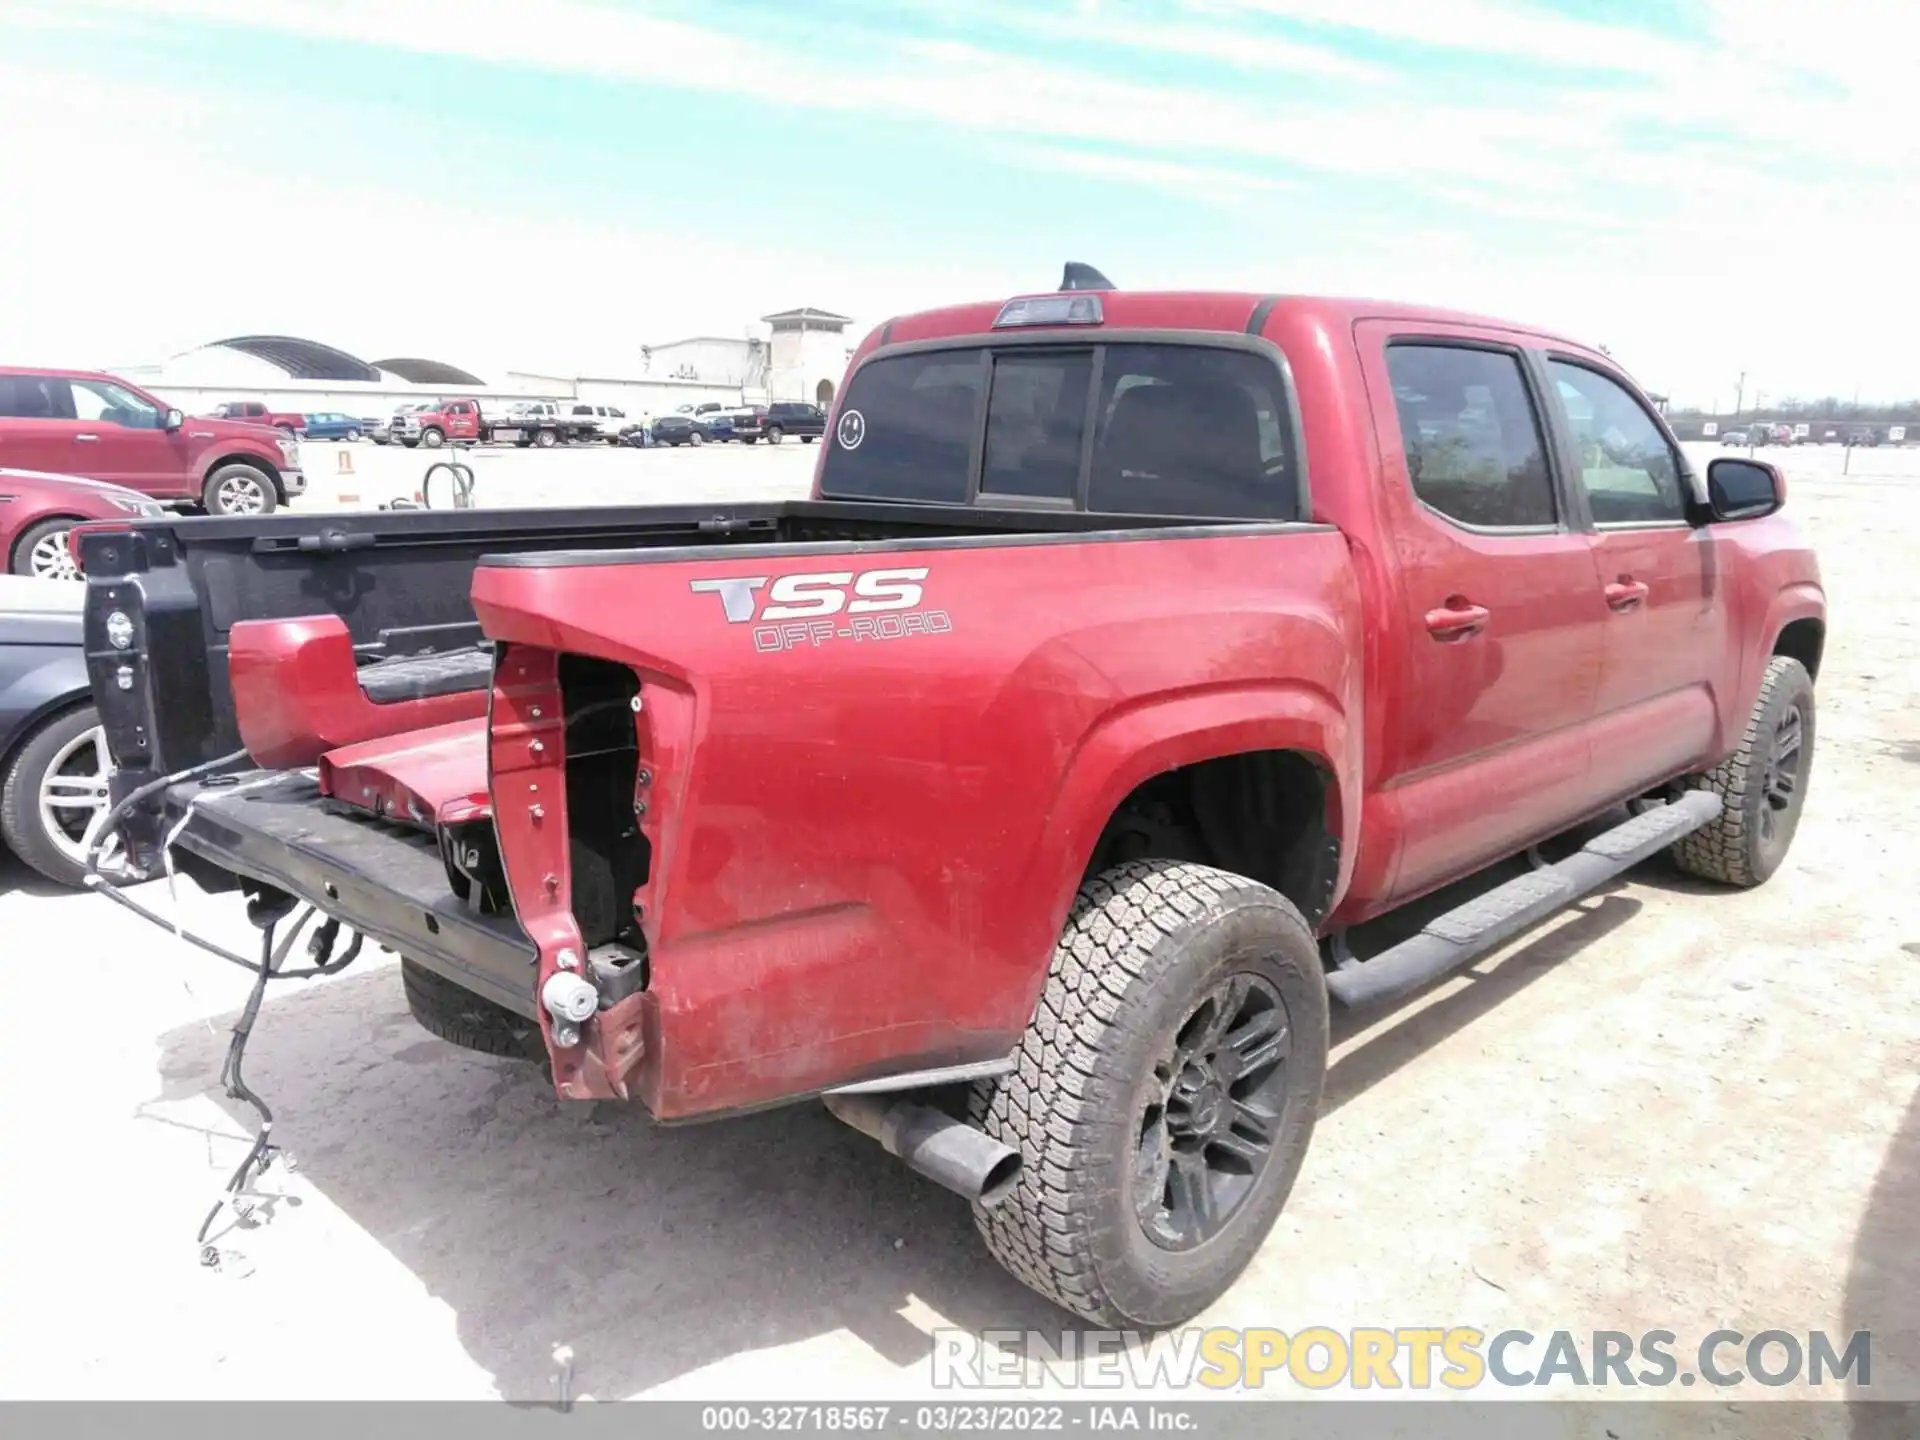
[165,772,536,1019]
[318,717,491,827]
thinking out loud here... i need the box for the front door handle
[74,433,101,443]
[1425,597,1491,640]
[1605,577,1650,612]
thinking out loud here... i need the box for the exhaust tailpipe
[824,1094,1022,1209]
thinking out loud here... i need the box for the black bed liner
[357,645,495,704]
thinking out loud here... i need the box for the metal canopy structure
[372,357,488,387]
[206,335,382,383]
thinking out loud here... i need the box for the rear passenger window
[0,376,73,419]
[820,349,983,503]
[1088,346,1296,518]
[981,351,1091,500]
[1386,345,1556,529]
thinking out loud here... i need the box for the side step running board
[1326,791,1723,1010]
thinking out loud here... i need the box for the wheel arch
[1771,613,1825,682]
[0,662,93,777]
[1028,683,1356,961]
[200,451,286,501]
[7,512,91,573]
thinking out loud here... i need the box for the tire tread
[400,958,543,1061]
[970,860,1319,1324]
[1673,655,1812,887]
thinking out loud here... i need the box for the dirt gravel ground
[0,442,1913,1426]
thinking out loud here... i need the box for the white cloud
[10,0,1919,403]
[35,0,1663,198]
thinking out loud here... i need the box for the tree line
[1670,397,1920,425]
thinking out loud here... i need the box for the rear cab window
[819,337,1301,521]
[1383,344,1556,530]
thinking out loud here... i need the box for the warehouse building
[114,308,857,419]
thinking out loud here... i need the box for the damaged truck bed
[82,284,1822,1328]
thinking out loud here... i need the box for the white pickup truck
[565,402,641,443]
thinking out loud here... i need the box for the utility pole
[1733,370,1747,418]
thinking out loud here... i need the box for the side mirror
[163,408,184,432]
[1705,457,1784,521]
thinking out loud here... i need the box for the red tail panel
[229,615,487,768]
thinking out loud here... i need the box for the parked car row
[194,397,837,451]
[360,399,627,449]
[633,401,829,448]
[1719,423,1894,447]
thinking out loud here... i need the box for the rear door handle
[74,433,100,443]
[1604,578,1650,612]
[1425,598,1491,640]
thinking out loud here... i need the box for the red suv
[0,369,306,515]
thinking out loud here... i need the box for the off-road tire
[1673,655,1815,887]
[400,958,543,1061]
[969,860,1328,1326]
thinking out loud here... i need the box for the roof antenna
[1059,262,1116,292]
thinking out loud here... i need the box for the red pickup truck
[81,280,1823,1325]
[204,400,308,435]
[0,368,306,515]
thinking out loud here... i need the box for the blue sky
[3,0,1913,405]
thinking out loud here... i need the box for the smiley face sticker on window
[837,409,866,451]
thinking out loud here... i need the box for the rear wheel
[202,462,278,516]
[400,958,544,1061]
[1672,655,1815,887]
[970,860,1328,1326]
[11,518,82,580]
[346,428,362,442]
[767,426,784,445]
[535,429,558,449]
[802,435,816,444]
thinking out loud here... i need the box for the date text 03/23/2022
[700,1405,1194,1432]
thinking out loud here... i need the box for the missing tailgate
[559,654,651,971]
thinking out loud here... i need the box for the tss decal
[689,567,952,652]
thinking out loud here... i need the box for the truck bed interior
[78,498,1294,1026]
[82,499,1283,777]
